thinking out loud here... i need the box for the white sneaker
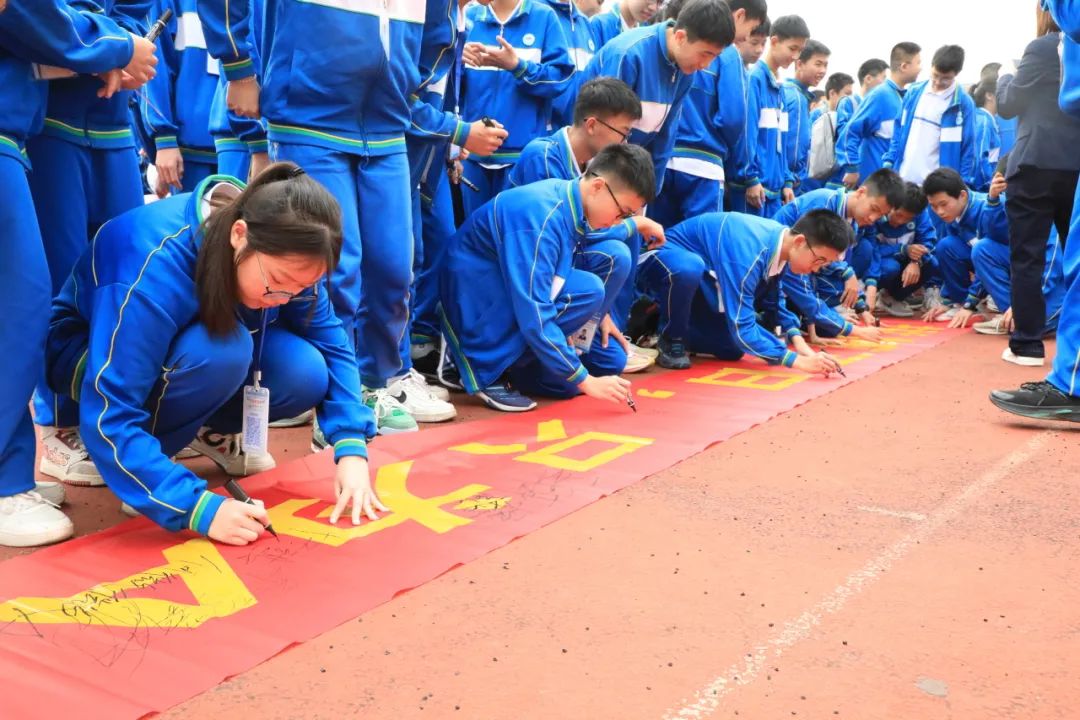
[0,491,74,547]
[387,370,457,423]
[174,447,200,460]
[876,292,914,318]
[623,350,655,373]
[268,409,314,428]
[983,296,1000,314]
[408,367,449,402]
[187,428,277,476]
[974,314,1009,336]
[934,304,960,322]
[120,502,141,517]
[38,426,104,486]
[1002,347,1045,367]
[34,481,65,506]
[922,286,944,312]
[626,339,659,359]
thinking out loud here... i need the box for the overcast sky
[763,0,1037,88]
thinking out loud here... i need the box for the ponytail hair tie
[289,166,306,178]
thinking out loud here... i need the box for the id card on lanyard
[241,310,271,454]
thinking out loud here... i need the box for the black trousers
[1004,166,1078,357]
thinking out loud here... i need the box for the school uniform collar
[558,126,583,177]
[787,78,814,100]
[884,77,905,97]
[485,0,531,23]
[756,59,782,90]
[654,21,679,73]
[768,229,787,277]
[187,173,246,241]
[834,188,859,233]
[566,179,588,237]
[956,191,978,228]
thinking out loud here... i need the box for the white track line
[663,431,1053,720]
[856,505,927,522]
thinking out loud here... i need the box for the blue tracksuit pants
[0,156,51,498]
[506,239,630,398]
[637,244,706,341]
[461,160,512,219]
[178,159,217,193]
[1049,181,1080,397]
[648,169,725,228]
[971,238,1065,329]
[216,147,251,182]
[26,136,144,428]
[50,323,328,457]
[272,143,413,388]
[878,254,942,301]
[410,173,457,346]
[934,232,977,306]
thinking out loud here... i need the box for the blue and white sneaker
[476,382,537,412]
[657,335,691,370]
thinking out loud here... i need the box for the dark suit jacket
[998,31,1080,177]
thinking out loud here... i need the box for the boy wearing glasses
[649,0,768,226]
[508,77,642,187]
[771,169,905,337]
[439,145,664,412]
[636,209,851,373]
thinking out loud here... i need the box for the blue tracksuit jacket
[588,3,627,49]
[441,179,614,391]
[579,21,694,190]
[142,0,218,163]
[45,176,374,534]
[782,78,814,190]
[37,1,149,151]
[460,0,575,163]
[867,207,939,276]
[836,78,905,183]
[883,80,977,186]
[0,1,135,166]
[507,126,581,186]
[199,0,433,156]
[544,0,597,128]
[209,67,269,156]
[736,60,791,195]
[669,44,746,180]
[772,187,870,310]
[939,190,1009,305]
[665,212,803,366]
[972,106,1001,191]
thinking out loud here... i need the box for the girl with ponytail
[44,162,384,545]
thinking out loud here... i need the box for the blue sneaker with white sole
[476,382,537,412]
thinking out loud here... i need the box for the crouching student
[44,164,384,543]
[637,209,852,373]
[438,145,665,412]
[506,78,657,374]
[864,182,944,318]
[772,169,907,330]
[921,167,1010,328]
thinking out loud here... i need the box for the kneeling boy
[439,145,663,411]
[637,209,851,374]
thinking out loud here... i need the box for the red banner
[0,323,958,720]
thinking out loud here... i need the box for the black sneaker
[657,335,691,370]
[412,341,441,382]
[989,381,1080,423]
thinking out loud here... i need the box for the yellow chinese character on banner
[451,419,654,472]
